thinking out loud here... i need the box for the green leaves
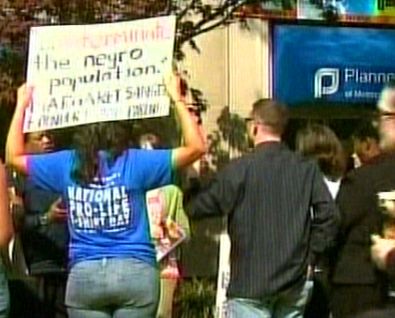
[0,47,24,106]
[174,277,216,318]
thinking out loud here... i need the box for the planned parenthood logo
[313,67,395,101]
[314,68,340,98]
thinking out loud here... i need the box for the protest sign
[215,229,231,318]
[24,15,176,132]
[146,186,189,262]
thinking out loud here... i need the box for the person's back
[225,142,335,298]
[57,148,173,266]
[188,99,338,317]
[6,74,206,318]
[295,123,346,318]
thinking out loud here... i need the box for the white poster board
[215,228,231,318]
[24,15,176,132]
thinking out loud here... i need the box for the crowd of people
[1,74,395,318]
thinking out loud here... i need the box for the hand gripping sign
[24,15,176,132]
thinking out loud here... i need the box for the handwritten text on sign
[24,15,176,132]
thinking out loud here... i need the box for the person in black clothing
[330,84,395,318]
[350,238,395,317]
[330,148,393,318]
[296,124,346,318]
[351,86,395,318]
[8,131,68,318]
[188,99,339,317]
[352,120,381,168]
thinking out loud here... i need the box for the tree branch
[193,0,239,30]
[176,0,198,21]
[178,0,245,46]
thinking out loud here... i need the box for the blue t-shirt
[26,149,173,267]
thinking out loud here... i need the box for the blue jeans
[66,257,159,318]
[228,279,313,318]
[0,259,9,318]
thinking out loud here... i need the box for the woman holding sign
[5,74,206,318]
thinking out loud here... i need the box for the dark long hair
[296,124,346,180]
[71,121,131,185]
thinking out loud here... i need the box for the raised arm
[6,84,32,174]
[165,74,206,169]
[0,162,14,247]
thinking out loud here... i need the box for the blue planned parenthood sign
[273,25,395,106]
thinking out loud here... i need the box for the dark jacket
[12,172,68,274]
[331,153,395,285]
[189,142,339,299]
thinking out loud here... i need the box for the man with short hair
[352,120,381,167]
[188,99,339,317]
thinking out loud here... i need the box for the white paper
[25,15,176,132]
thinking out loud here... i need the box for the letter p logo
[314,68,340,98]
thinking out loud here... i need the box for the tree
[0,0,290,150]
[0,1,288,48]
[0,0,288,89]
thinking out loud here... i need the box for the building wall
[180,18,270,277]
[180,18,270,124]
